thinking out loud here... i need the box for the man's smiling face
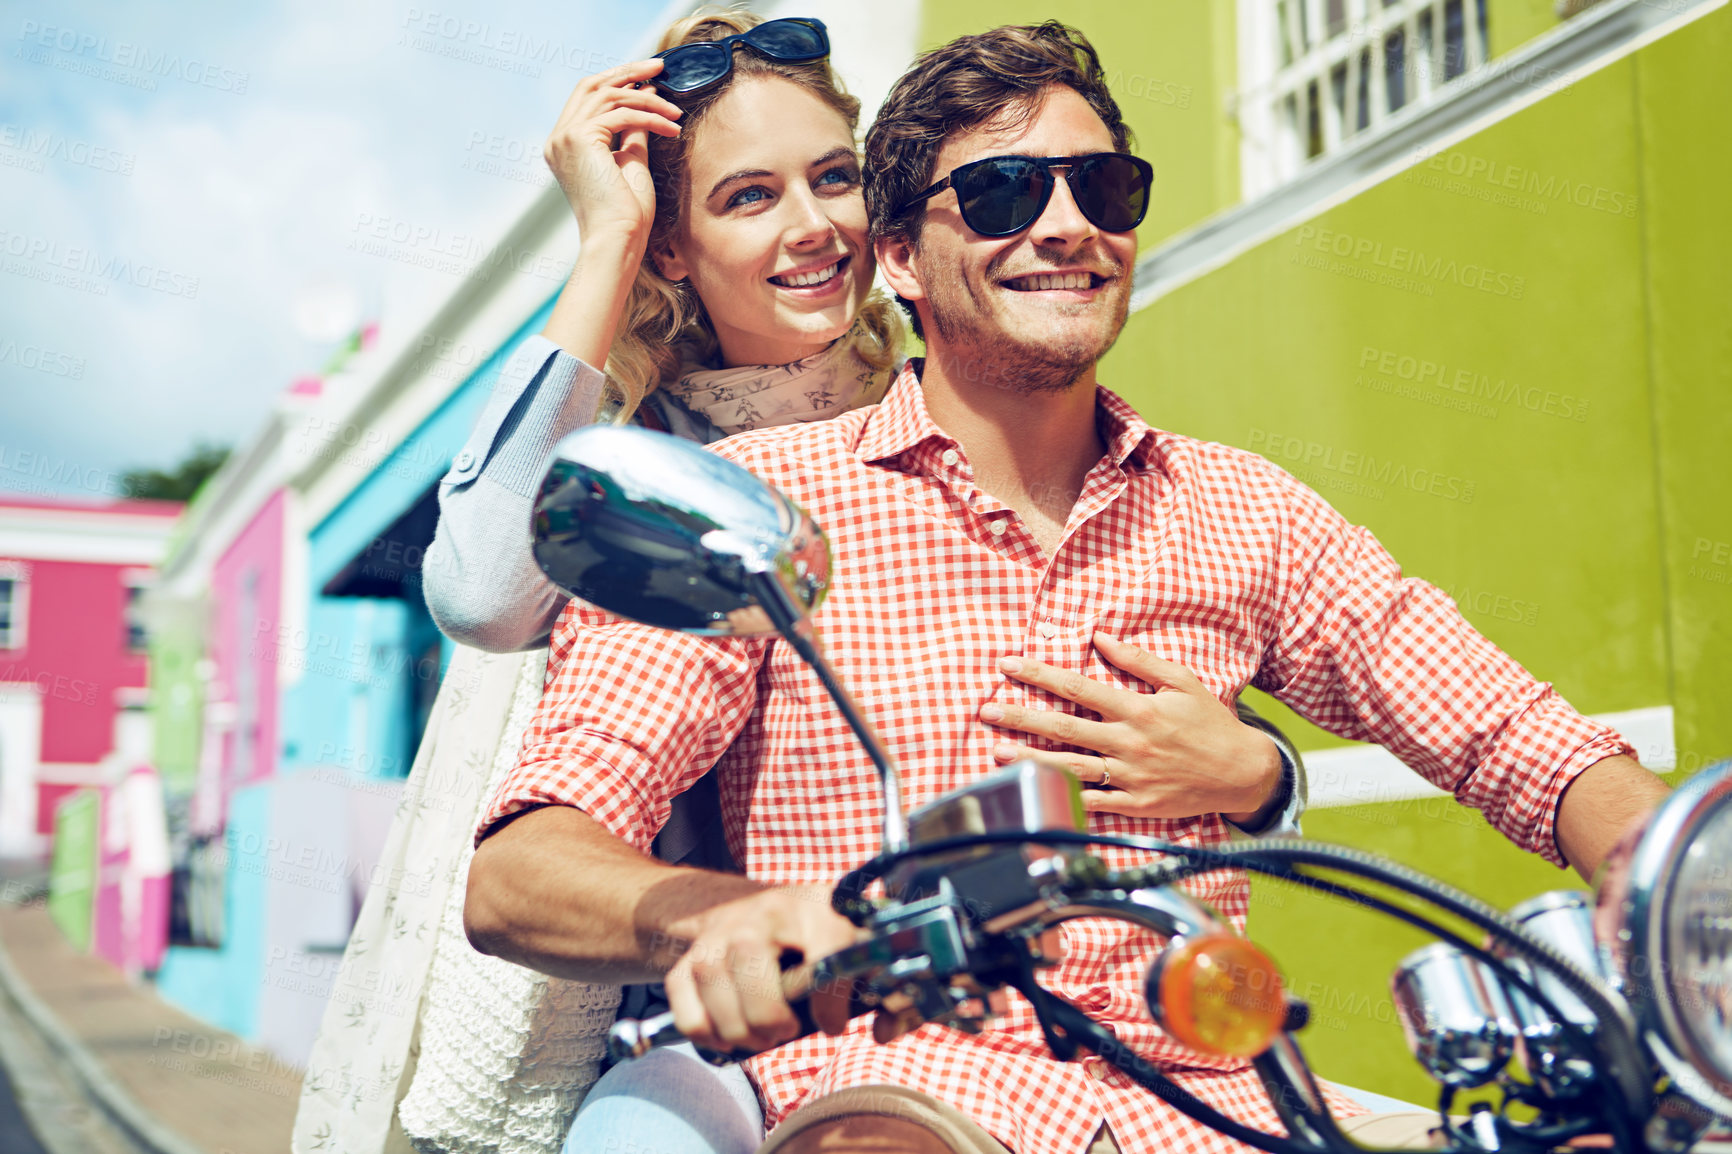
[893,85,1140,394]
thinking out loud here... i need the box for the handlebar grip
[606,1009,687,1062]
[606,964,867,1066]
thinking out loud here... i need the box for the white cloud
[0,0,661,495]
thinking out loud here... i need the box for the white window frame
[1136,0,1723,313]
[1238,0,1490,199]
[0,563,28,651]
[122,569,153,654]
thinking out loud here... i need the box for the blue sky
[0,0,681,497]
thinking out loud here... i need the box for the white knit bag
[395,649,621,1154]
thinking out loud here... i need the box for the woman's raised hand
[979,631,1282,824]
[544,59,683,251]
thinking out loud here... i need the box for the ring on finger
[1099,759,1111,789]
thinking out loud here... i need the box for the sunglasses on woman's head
[652,17,830,95]
[897,153,1154,238]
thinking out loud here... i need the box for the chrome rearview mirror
[534,425,908,852]
[533,424,828,636]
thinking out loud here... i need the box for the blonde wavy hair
[605,8,903,421]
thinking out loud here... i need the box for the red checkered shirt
[484,362,1633,1154]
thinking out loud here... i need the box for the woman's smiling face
[654,74,872,368]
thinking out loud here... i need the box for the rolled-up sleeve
[476,598,771,851]
[1252,463,1633,867]
[424,336,609,652]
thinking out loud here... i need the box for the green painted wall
[147,594,206,793]
[921,0,1731,1106]
[1134,50,1666,742]
[1488,0,1568,58]
[1631,9,1732,779]
[46,790,96,950]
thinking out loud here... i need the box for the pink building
[0,494,182,859]
[189,488,287,833]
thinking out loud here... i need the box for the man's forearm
[1555,754,1671,881]
[465,804,764,982]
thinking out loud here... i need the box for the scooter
[531,424,1732,1154]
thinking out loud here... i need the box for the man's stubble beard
[924,249,1131,396]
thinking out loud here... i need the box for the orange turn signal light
[1148,932,1285,1058]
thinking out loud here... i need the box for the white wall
[757,0,924,134]
[0,688,44,858]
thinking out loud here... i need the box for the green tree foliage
[122,441,230,502]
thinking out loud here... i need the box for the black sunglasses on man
[899,153,1154,238]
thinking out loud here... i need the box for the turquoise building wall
[280,294,557,783]
[154,785,272,1036]
[155,295,560,1041]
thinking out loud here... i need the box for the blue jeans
[565,1043,763,1154]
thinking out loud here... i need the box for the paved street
[0,1050,52,1154]
[0,855,300,1154]
[0,896,301,1154]
[0,936,143,1154]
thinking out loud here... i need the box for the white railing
[1240,0,1490,198]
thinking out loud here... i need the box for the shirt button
[988,518,1007,536]
[940,448,960,467]
[454,450,474,470]
[1088,1061,1126,1087]
[1035,622,1060,639]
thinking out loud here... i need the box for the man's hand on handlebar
[981,631,1282,824]
[661,884,863,1055]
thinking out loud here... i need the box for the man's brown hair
[863,21,1133,247]
[862,22,1133,336]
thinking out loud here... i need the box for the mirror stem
[749,571,910,854]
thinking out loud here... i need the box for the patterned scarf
[661,318,893,436]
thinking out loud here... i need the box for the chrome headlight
[1492,892,1609,1096]
[1597,762,1732,1095]
[1391,943,1518,1087]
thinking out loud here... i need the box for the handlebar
[607,828,1670,1154]
[608,987,853,1065]
[609,949,893,1065]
